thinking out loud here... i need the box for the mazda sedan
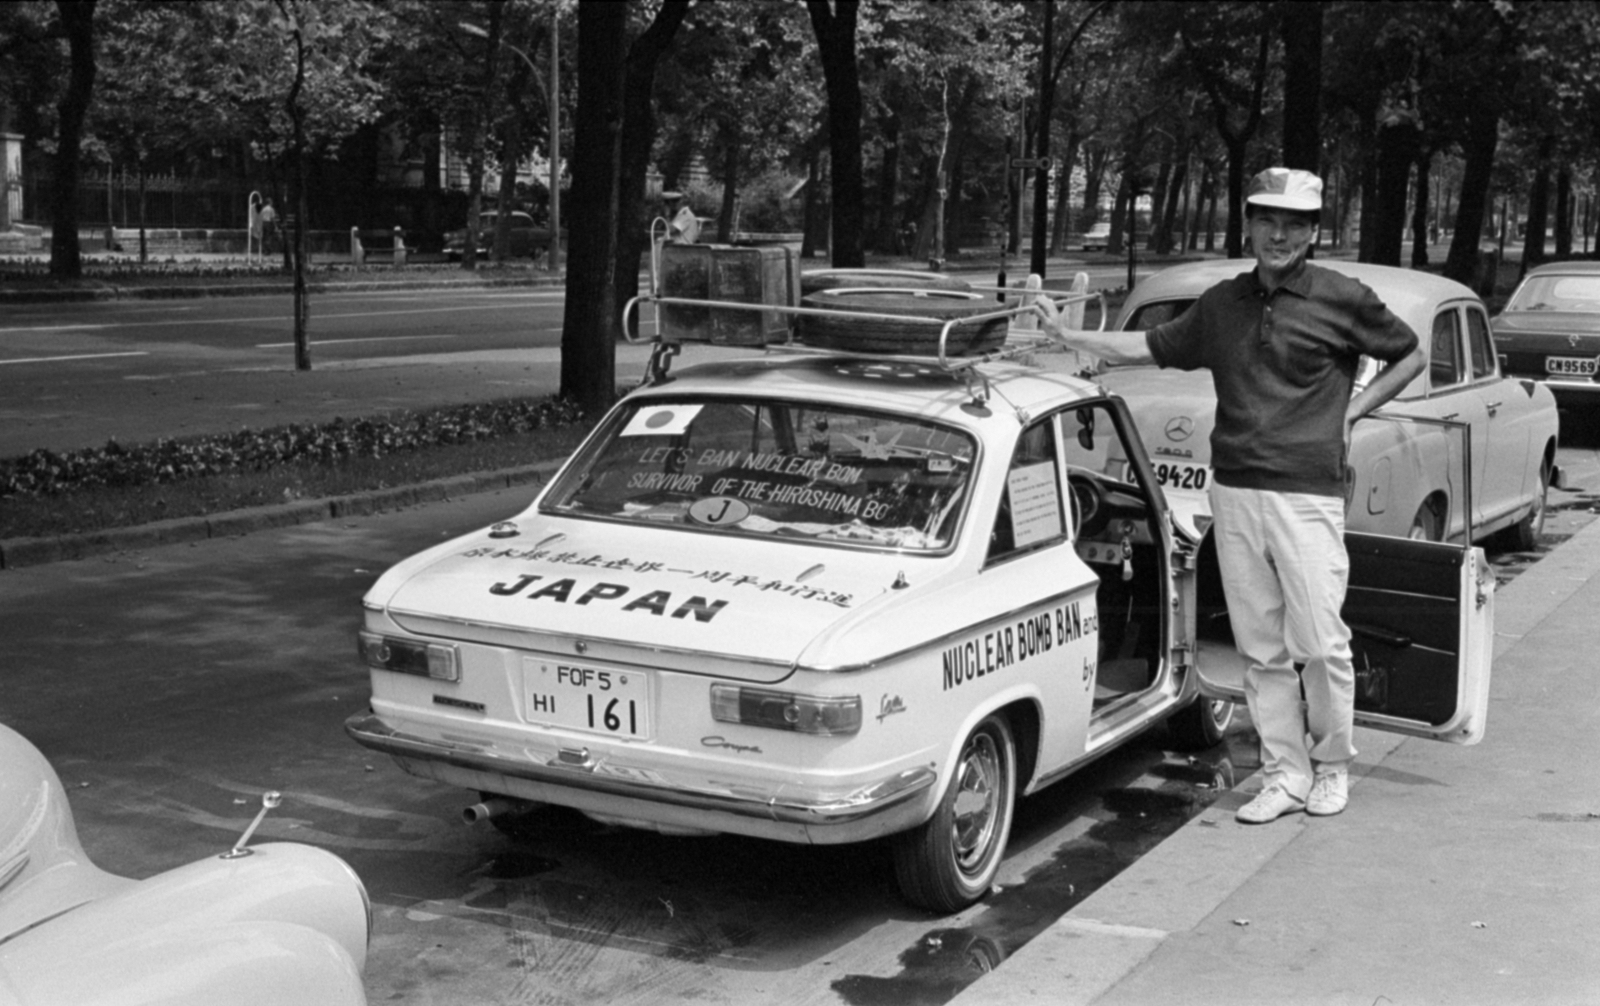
[1096,260,1560,550]
[345,281,1496,915]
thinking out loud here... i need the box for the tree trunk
[613,1,691,336]
[806,0,865,267]
[1410,150,1431,268]
[1521,136,1553,274]
[872,111,901,252]
[1279,0,1323,171]
[48,0,97,280]
[463,2,505,271]
[1050,130,1080,254]
[1028,0,1054,277]
[1370,120,1415,266]
[1223,136,1247,258]
[559,0,627,414]
[1555,166,1572,258]
[1443,97,1499,288]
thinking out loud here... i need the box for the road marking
[253,334,459,349]
[0,351,148,365]
[0,323,112,334]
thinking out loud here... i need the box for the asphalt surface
[4,256,1599,1003]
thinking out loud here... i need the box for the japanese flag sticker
[622,404,703,437]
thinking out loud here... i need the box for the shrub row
[1,397,587,499]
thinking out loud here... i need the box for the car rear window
[542,398,977,550]
[1506,274,1600,312]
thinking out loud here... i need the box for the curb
[0,462,560,570]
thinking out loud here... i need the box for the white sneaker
[1236,782,1306,824]
[1307,768,1349,816]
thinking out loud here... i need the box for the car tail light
[358,630,459,682]
[709,684,861,736]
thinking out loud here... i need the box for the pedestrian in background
[258,198,278,254]
[1034,167,1426,823]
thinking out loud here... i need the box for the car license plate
[1546,355,1598,376]
[524,660,652,739]
[1144,460,1212,492]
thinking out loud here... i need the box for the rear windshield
[542,398,977,550]
[1505,274,1600,312]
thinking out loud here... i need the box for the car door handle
[1441,413,1460,421]
[1486,400,1502,416]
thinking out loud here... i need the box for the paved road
[0,483,1252,1006]
[0,287,576,456]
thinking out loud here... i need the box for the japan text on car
[345,259,1494,914]
[1492,260,1600,408]
[1093,259,1560,550]
[0,723,370,1005]
[443,209,544,261]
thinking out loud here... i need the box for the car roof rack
[622,218,1105,403]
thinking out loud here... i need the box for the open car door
[1191,418,1493,745]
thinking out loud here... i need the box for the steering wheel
[1067,473,1108,538]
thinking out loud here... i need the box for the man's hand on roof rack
[1034,295,1156,369]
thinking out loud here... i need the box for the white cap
[1246,168,1322,212]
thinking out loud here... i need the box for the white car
[1095,260,1561,549]
[0,723,370,1005]
[346,285,1494,914]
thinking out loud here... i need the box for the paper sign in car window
[622,404,704,437]
[1008,462,1064,547]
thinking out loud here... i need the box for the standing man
[1036,168,1426,823]
[257,198,278,255]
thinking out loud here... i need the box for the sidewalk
[953,517,1600,1006]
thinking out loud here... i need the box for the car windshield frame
[540,395,980,553]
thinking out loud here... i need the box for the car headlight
[709,684,861,736]
[358,630,459,682]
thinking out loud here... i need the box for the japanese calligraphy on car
[346,258,1495,914]
[0,724,370,1005]
[1096,260,1560,551]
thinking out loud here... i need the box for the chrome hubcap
[950,733,1000,872]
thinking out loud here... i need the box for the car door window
[1465,307,1497,380]
[988,417,1067,560]
[1429,309,1465,391]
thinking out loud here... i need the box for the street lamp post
[460,20,560,272]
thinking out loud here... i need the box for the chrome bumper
[344,712,937,843]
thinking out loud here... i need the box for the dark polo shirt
[1145,262,1418,498]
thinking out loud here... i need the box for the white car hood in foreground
[366,515,944,670]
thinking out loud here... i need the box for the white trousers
[1210,483,1356,799]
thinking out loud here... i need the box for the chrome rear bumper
[344,712,937,844]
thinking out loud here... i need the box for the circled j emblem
[1164,416,1196,441]
[688,496,751,527]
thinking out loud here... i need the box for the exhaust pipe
[462,797,524,825]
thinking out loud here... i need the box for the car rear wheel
[1500,458,1550,553]
[1166,696,1235,751]
[893,713,1016,914]
[1408,498,1445,542]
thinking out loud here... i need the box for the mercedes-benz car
[345,275,1495,915]
[1094,260,1560,550]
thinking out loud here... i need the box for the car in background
[0,722,370,1005]
[345,276,1495,916]
[444,210,546,261]
[1093,259,1560,550]
[1080,222,1112,251]
[1492,260,1600,408]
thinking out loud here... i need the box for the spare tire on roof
[800,269,972,298]
[797,287,1008,356]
